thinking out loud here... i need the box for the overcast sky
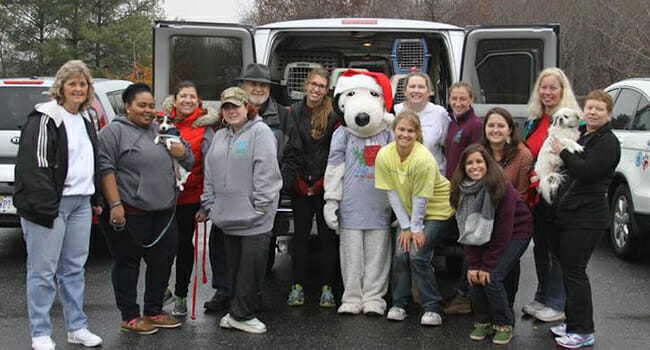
[162,0,252,23]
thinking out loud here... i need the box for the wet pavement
[1,225,649,349]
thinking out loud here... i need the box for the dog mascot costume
[324,70,394,315]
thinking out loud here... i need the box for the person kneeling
[450,144,532,345]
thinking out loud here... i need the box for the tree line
[0,0,162,83]
[242,0,650,96]
[2,0,647,95]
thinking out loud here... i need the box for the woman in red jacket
[165,81,217,316]
[450,144,533,345]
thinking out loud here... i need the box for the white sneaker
[228,317,267,334]
[420,311,442,326]
[550,323,567,337]
[362,303,385,316]
[219,313,232,329]
[522,300,545,316]
[337,303,362,315]
[67,328,102,347]
[535,306,566,323]
[32,336,55,350]
[386,307,407,321]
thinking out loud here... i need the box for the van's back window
[169,36,243,100]
[0,87,50,130]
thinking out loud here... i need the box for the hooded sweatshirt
[97,116,194,211]
[201,116,282,236]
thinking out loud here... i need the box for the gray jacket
[97,116,193,211]
[201,116,282,236]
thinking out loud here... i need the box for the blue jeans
[22,195,92,337]
[532,205,565,311]
[391,219,447,313]
[471,238,531,326]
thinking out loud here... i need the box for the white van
[153,18,559,128]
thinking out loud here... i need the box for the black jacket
[259,96,291,165]
[553,123,620,229]
[282,98,339,193]
[14,100,102,228]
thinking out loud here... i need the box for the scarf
[455,179,495,246]
[170,106,202,124]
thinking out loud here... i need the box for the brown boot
[120,317,159,335]
[145,313,182,328]
[444,293,472,315]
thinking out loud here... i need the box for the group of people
[15,58,618,349]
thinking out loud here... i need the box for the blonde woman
[522,67,579,323]
[15,60,103,349]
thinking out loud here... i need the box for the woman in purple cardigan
[449,144,533,345]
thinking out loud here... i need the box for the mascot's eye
[346,91,355,97]
[370,91,380,97]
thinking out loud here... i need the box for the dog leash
[191,221,209,320]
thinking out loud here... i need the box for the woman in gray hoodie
[200,87,282,334]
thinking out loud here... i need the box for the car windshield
[0,87,50,130]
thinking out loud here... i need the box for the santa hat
[335,69,393,112]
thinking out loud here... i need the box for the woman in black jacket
[14,60,103,349]
[548,90,620,349]
[285,68,339,308]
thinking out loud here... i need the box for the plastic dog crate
[391,39,431,74]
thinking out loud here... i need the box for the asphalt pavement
[1,226,649,349]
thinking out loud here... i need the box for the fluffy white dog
[534,107,583,203]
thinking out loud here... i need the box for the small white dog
[534,107,583,203]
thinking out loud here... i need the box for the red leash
[190,222,199,320]
[202,222,208,284]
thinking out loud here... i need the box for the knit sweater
[501,142,534,198]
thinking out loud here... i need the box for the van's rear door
[153,21,255,109]
[460,25,559,128]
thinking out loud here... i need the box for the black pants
[102,210,178,321]
[174,203,200,298]
[290,194,338,287]
[224,233,270,321]
[209,224,230,296]
[551,228,603,334]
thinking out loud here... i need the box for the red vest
[173,108,207,204]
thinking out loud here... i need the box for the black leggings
[290,194,338,287]
[550,228,603,334]
[174,203,200,298]
[102,210,177,321]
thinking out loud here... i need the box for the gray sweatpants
[339,228,391,312]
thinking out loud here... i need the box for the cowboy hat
[237,63,276,84]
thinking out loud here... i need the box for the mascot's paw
[324,200,339,231]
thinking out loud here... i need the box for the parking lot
[1,226,649,349]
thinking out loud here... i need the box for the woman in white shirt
[393,72,450,175]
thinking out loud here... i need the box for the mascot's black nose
[355,113,370,126]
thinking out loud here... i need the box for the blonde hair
[449,81,474,99]
[392,110,423,143]
[527,67,579,120]
[49,60,95,111]
[303,68,332,140]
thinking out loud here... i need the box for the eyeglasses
[308,81,327,90]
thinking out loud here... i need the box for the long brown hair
[480,107,524,166]
[449,144,507,209]
[303,68,332,140]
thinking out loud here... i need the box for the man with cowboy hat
[238,63,291,162]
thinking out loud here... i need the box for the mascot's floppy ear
[332,93,347,127]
